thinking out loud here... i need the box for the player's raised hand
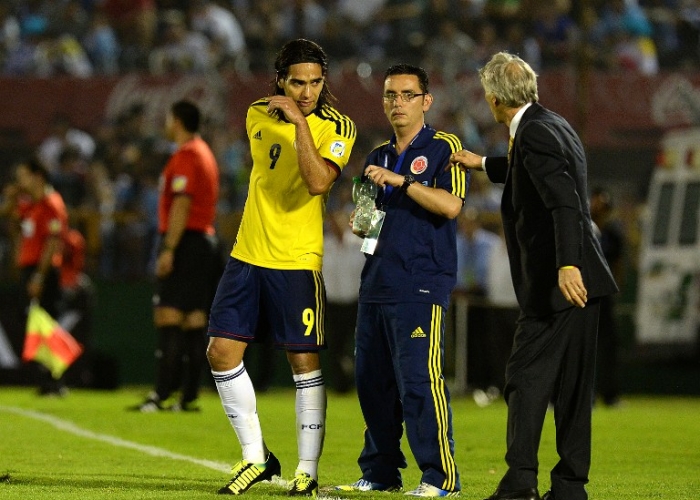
[266,95,305,125]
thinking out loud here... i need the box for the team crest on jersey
[330,141,346,158]
[410,156,428,174]
[172,175,188,193]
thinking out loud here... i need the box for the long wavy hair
[271,39,337,119]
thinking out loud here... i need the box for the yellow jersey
[232,100,356,271]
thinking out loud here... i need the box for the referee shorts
[19,265,61,318]
[208,257,327,351]
[153,230,222,313]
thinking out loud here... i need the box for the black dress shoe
[485,487,541,500]
[541,491,554,500]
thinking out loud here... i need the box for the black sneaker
[218,452,281,495]
[127,394,163,413]
[38,386,69,398]
[168,400,201,412]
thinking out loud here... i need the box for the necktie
[508,135,514,163]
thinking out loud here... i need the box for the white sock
[293,369,326,480]
[212,362,266,463]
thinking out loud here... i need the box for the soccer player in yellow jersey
[206,39,356,496]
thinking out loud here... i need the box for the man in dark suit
[451,52,618,500]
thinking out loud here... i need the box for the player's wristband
[560,265,576,270]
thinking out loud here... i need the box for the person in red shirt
[132,99,221,412]
[59,227,96,388]
[60,228,86,291]
[1,158,69,395]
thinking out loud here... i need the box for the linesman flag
[22,302,83,379]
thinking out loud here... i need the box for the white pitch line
[0,405,230,473]
[0,405,342,499]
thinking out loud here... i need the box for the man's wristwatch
[401,174,416,192]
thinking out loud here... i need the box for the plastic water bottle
[352,176,378,235]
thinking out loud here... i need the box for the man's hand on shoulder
[450,149,484,171]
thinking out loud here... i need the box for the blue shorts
[208,257,327,351]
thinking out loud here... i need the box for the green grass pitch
[0,387,698,499]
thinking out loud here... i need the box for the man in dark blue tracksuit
[337,64,469,497]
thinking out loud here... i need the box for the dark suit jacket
[485,102,618,317]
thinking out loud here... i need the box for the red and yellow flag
[22,303,83,379]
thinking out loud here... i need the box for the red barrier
[1,69,699,150]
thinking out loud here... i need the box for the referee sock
[181,326,207,403]
[212,362,266,463]
[154,325,184,401]
[293,369,326,480]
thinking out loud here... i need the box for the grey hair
[478,52,538,107]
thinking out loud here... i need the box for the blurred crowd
[0,0,652,286]
[1,0,700,80]
[0,76,511,283]
[0,104,256,281]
